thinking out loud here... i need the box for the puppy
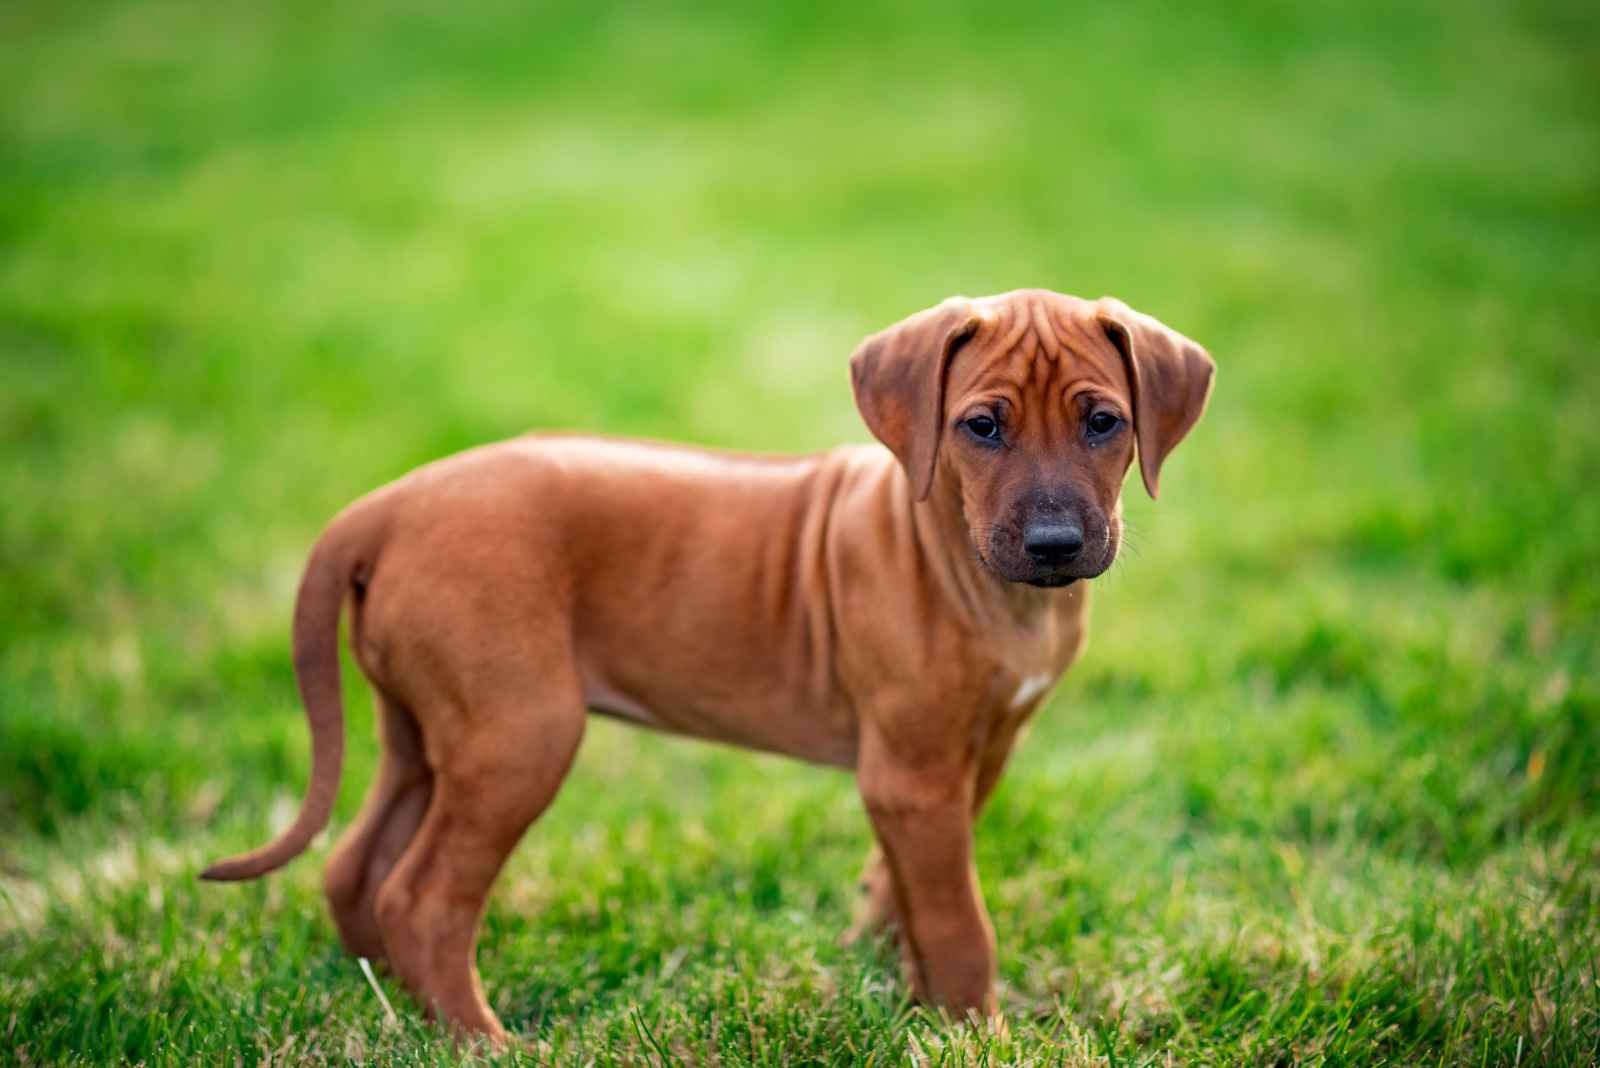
[203,289,1214,1044]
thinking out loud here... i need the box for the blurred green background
[1,0,1597,1063]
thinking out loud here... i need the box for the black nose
[1023,523,1084,565]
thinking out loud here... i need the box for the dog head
[850,289,1214,587]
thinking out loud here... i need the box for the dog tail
[199,494,391,882]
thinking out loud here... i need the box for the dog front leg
[857,738,995,1017]
[842,845,898,945]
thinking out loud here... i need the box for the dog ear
[849,297,983,501]
[1094,298,1216,499]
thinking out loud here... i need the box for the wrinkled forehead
[947,294,1131,403]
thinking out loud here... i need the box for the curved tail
[200,497,389,882]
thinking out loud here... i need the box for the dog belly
[575,655,858,768]
[578,675,660,727]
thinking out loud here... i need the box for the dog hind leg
[372,671,586,1046]
[324,692,433,961]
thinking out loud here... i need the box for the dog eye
[965,416,999,440]
[1088,412,1118,435]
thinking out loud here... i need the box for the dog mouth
[966,526,1116,588]
[970,548,1096,588]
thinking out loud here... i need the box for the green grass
[2,0,1598,1063]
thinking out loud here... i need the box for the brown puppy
[202,289,1214,1044]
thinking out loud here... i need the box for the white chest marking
[1009,672,1054,711]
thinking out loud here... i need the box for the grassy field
[2,0,1598,1063]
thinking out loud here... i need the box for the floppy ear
[1095,298,1216,499]
[849,297,983,501]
